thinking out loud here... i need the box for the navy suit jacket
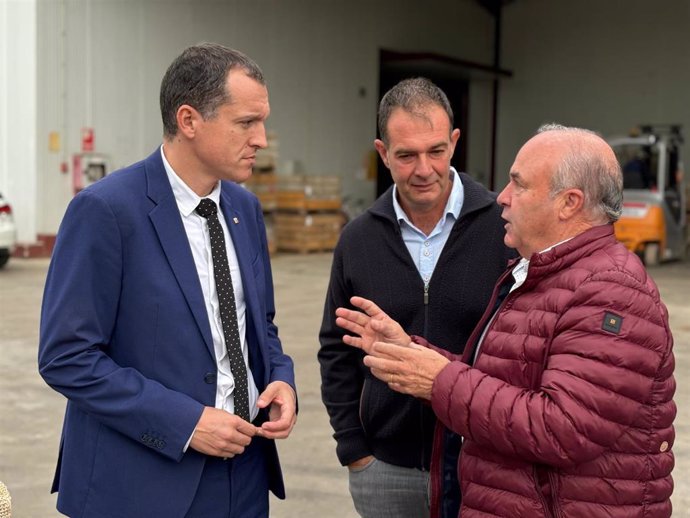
[38,149,295,518]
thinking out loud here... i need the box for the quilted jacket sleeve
[430,267,675,469]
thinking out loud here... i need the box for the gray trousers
[348,458,430,518]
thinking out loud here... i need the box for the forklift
[609,124,687,266]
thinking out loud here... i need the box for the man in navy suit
[38,43,297,518]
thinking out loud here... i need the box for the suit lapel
[144,151,214,356]
[219,188,266,372]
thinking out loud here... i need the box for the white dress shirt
[509,238,573,294]
[161,146,259,424]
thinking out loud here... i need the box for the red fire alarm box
[81,127,95,152]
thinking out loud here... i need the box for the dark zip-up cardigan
[318,172,516,474]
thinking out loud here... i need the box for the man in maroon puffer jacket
[336,124,675,517]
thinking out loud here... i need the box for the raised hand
[335,296,411,354]
[364,341,451,400]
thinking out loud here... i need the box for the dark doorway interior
[376,49,470,197]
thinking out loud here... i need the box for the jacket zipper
[460,267,515,364]
[423,282,429,337]
[421,282,430,470]
[533,466,555,518]
[429,421,445,518]
[547,471,562,518]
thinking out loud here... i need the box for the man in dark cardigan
[318,77,515,518]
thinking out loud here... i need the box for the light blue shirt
[393,167,464,285]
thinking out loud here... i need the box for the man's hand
[348,455,375,471]
[255,381,297,440]
[335,296,411,354]
[190,407,257,458]
[363,342,450,400]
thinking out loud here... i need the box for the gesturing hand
[364,341,451,400]
[335,296,411,354]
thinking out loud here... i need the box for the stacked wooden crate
[686,183,690,251]
[275,175,343,253]
[244,132,279,254]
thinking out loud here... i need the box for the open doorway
[376,49,470,197]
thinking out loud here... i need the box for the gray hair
[377,77,454,145]
[537,123,623,223]
[160,42,265,138]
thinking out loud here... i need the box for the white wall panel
[36,0,70,236]
[2,0,37,243]
[0,2,7,199]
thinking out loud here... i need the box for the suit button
[204,372,217,384]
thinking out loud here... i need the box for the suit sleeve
[253,200,295,391]
[38,190,203,461]
[430,273,675,468]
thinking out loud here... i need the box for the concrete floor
[1,254,689,517]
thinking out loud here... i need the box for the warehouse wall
[15,0,690,244]
[1,0,37,243]
[33,0,495,238]
[496,0,690,189]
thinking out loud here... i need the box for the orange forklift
[609,124,687,266]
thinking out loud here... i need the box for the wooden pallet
[275,213,341,253]
[276,192,341,211]
[276,242,336,254]
[276,175,342,211]
[244,173,278,211]
[276,233,339,252]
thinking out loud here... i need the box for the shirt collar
[160,145,221,216]
[510,237,574,291]
[392,167,463,227]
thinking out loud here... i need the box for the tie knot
[196,198,217,219]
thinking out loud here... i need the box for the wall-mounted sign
[81,127,94,152]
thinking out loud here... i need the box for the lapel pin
[233,217,239,224]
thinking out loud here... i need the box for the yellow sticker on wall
[49,132,61,152]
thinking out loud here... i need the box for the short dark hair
[160,42,265,138]
[377,77,454,145]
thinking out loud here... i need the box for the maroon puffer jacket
[429,225,675,517]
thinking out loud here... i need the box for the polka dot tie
[196,198,250,422]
